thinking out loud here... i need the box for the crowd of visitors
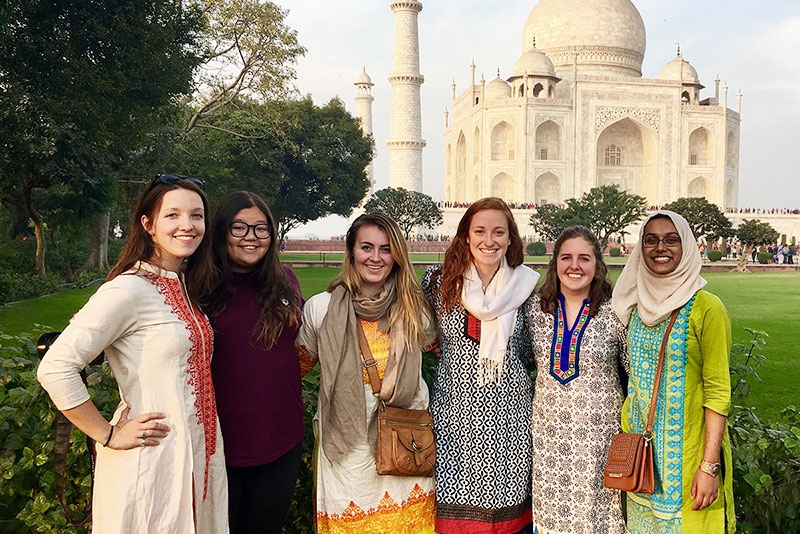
[37,184,738,533]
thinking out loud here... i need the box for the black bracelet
[103,425,114,447]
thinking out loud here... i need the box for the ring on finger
[142,430,147,439]
[141,438,146,447]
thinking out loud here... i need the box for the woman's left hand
[690,469,719,510]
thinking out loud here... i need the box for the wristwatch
[699,460,721,477]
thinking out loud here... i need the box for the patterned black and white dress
[422,267,534,534]
[527,294,628,534]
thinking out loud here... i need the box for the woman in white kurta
[37,176,227,533]
[295,213,436,534]
[526,226,627,534]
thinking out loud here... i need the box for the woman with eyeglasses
[612,211,735,533]
[37,174,228,533]
[190,191,304,534]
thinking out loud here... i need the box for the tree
[182,0,306,138]
[528,203,581,242]
[575,185,647,248]
[173,96,374,242]
[662,197,733,242]
[0,0,205,276]
[733,219,779,272]
[364,188,443,239]
[529,185,646,248]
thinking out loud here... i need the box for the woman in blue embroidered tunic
[527,226,628,534]
[421,198,539,534]
[612,211,735,533]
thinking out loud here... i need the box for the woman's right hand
[108,407,171,450]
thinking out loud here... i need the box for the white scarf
[461,258,539,385]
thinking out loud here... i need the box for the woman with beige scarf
[421,198,539,534]
[295,212,436,533]
[612,210,735,533]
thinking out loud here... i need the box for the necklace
[481,263,501,293]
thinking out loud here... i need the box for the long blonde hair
[329,212,432,350]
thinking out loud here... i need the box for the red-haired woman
[421,198,539,534]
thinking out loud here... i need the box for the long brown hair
[437,197,524,311]
[329,212,432,351]
[108,179,213,304]
[190,191,301,349]
[538,225,611,316]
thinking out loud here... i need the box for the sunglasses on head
[151,173,205,190]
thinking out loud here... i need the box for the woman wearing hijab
[612,210,735,533]
[421,197,539,534]
[527,226,628,534]
[295,212,436,533]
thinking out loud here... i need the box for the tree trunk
[23,184,47,277]
[732,245,751,272]
[80,210,111,274]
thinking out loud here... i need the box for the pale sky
[276,0,800,238]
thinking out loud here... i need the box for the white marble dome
[521,0,646,78]
[356,69,373,85]
[512,46,556,77]
[485,76,512,99]
[659,56,702,86]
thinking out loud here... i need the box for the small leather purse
[603,309,678,494]
[357,322,435,477]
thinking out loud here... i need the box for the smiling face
[142,188,205,272]
[556,236,596,300]
[226,207,271,272]
[352,225,395,297]
[642,216,683,275]
[467,209,510,276]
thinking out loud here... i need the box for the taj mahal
[350,0,796,240]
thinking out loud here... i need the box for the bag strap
[356,320,382,396]
[645,309,680,438]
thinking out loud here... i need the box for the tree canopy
[529,185,647,247]
[173,97,374,241]
[0,0,205,275]
[662,197,733,241]
[363,188,443,239]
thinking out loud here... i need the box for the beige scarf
[317,278,421,464]
[461,258,539,385]
[612,210,706,326]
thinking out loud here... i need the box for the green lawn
[2,269,797,421]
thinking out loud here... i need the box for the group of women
[37,176,735,534]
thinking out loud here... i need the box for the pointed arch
[687,177,708,198]
[534,172,560,205]
[596,117,659,204]
[535,120,562,161]
[455,131,467,201]
[491,121,515,161]
[689,127,714,166]
[490,172,514,202]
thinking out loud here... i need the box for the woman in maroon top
[191,191,304,533]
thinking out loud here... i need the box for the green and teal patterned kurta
[622,290,735,533]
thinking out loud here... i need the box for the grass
[2,268,797,421]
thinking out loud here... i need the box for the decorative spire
[676,43,681,58]
[496,67,500,78]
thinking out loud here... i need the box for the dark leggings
[226,441,303,534]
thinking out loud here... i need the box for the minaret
[354,68,376,192]
[387,0,425,192]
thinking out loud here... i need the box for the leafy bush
[0,328,119,533]
[707,250,723,262]
[609,247,621,257]
[526,241,547,256]
[757,252,772,265]
[730,328,800,532]
[0,272,62,305]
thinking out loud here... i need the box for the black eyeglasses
[642,234,681,248]
[229,222,272,239]
[151,173,205,190]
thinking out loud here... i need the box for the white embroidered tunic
[37,262,228,534]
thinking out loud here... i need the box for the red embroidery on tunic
[152,275,217,501]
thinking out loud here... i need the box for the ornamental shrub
[0,328,119,533]
[609,247,621,257]
[757,252,772,264]
[729,328,800,533]
[707,250,723,262]
[526,241,547,256]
